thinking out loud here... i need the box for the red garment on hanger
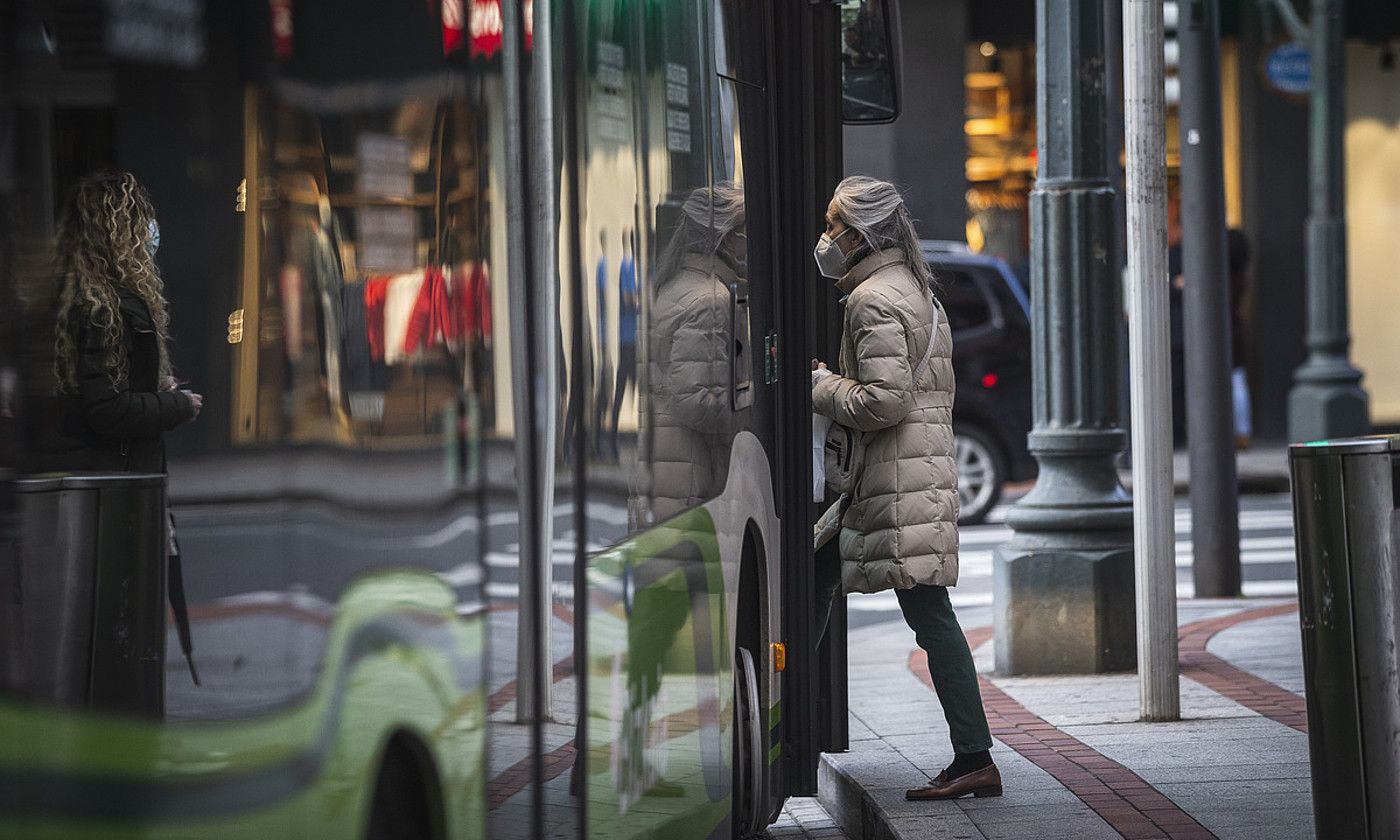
[456,261,492,340]
[364,275,392,361]
[403,266,454,355]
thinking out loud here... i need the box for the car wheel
[954,425,1005,526]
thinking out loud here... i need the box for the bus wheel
[366,734,440,840]
[733,645,764,839]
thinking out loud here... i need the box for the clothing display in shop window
[403,266,451,356]
[340,282,390,394]
[307,225,346,409]
[280,265,304,363]
[363,263,494,365]
[382,270,426,365]
[279,212,350,430]
[363,274,391,363]
[457,261,492,341]
[450,259,495,428]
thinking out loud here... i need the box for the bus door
[770,0,904,793]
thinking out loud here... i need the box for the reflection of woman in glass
[28,171,205,691]
[634,184,745,526]
[35,171,203,472]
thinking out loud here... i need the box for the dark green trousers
[815,540,993,755]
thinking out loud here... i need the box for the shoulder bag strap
[912,280,939,375]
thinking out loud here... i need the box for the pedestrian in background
[24,170,204,686]
[608,228,639,460]
[1227,228,1252,449]
[811,175,1000,801]
[1166,183,1253,450]
[29,171,202,472]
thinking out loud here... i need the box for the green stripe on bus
[768,703,780,730]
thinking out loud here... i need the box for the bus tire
[732,645,764,839]
[365,732,442,840]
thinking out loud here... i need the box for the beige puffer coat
[812,248,959,593]
[633,253,743,525]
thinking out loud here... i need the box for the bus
[0,0,896,836]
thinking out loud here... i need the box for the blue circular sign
[1265,42,1311,95]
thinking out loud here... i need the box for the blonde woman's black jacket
[25,291,195,474]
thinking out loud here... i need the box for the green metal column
[1287,0,1369,442]
[994,0,1136,675]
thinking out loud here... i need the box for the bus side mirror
[840,0,901,124]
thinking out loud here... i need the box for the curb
[817,753,904,840]
[1118,471,1292,496]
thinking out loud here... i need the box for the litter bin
[0,473,167,717]
[1289,436,1400,840]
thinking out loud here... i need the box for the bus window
[840,0,900,123]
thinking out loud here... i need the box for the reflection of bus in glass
[0,0,893,837]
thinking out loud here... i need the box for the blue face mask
[147,219,160,257]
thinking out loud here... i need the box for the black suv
[923,241,1036,524]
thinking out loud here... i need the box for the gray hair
[830,175,934,289]
[658,182,746,283]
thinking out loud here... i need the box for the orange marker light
[771,642,786,672]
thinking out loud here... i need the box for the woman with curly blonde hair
[28,170,201,474]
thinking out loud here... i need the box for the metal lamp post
[994,0,1137,676]
[1178,0,1241,597]
[1287,0,1368,443]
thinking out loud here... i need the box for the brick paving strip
[1176,602,1307,732]
[907,602,1305,840]
[489,654,576,713]
[486,604,731,811]
[488,603,579,713]
[909,645,1215,840]
[488,741,577,809]
[487,695,721,809]
[487,603,579,808]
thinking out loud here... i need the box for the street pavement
[767,797,853,840]
[848,492,1299,629]
[822,493,1314,840]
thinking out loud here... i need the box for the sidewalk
[819,598,1312,840]
[1117,446,1291,495]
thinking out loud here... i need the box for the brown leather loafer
[905,763,1003,801]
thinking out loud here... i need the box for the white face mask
[813,229,853,279]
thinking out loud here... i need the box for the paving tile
[832,599,1317,840]
[1133,762,1313,784]
[955,786,1081,810]
[883,813,986,840]
[865,785,968,822]
[966,813,1122,840]
[962,803,1101,826]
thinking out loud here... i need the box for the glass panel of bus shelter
[1,3,493,837]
